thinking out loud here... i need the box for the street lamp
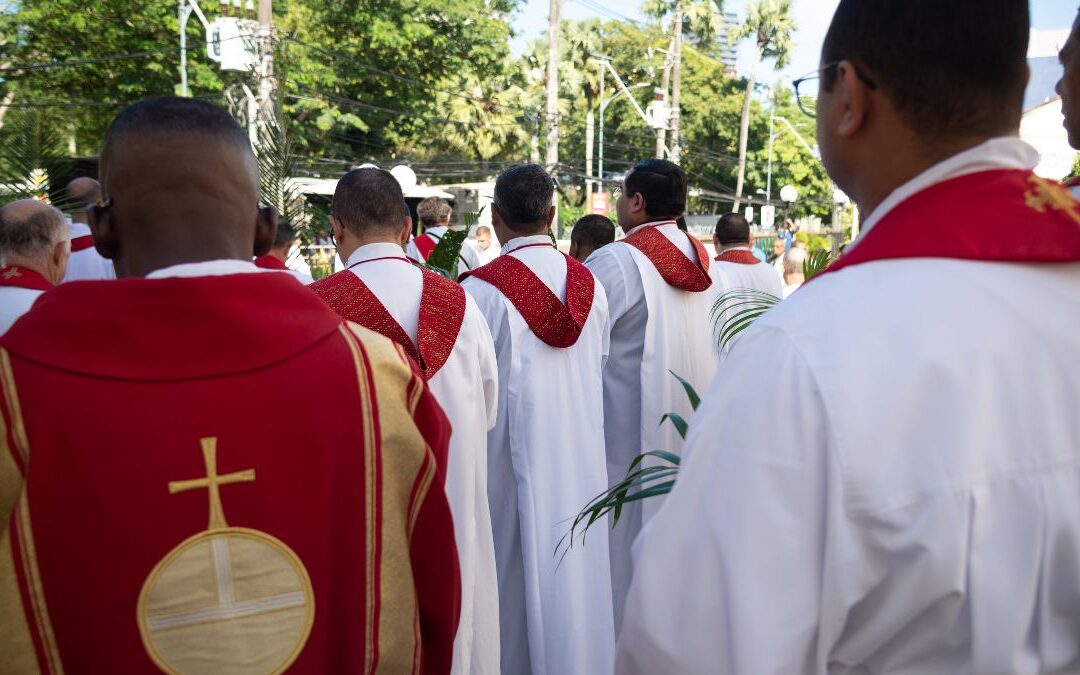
[597,82,650,189]
[766,115,820,202]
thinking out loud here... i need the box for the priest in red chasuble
[311,167,501,675]
[460,164,615,675]
[0,96,460,674]
[583,158,717,633]
[0,200,69,335]
[619,0,1080,672]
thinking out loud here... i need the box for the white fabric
[146,259,264,279]
[462,235,615,675]
[782,281,801,298]
[416,225,483,271]
[616,138,1080,674]
[63,221,115,282]
[0,287,44,335]
[405,234,423,263]
[476,244,500,266]
[345,243,501,675]
[584,220,718,634]
[710,247,784,351]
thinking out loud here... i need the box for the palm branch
[0,110,72,208]
[425,209,482,279]
[803,248,834,280]
[711,288,781,351]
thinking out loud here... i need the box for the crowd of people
[0,0,1079,672]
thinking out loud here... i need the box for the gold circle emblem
[137,527,315,675]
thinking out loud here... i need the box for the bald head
[0,199,70,283]
[91,97,274,278]
[66,177,101,207]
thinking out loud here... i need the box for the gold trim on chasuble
[137,437,314,675]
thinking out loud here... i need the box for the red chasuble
[414,233,438,261]
[0,266,53,291]
[811,170,1080,282]
[459,251,595,348]
[622,223,713,292]
[69,235,95,253]
[311,267,465,381]
[0,273,460,674]
[714,248,761,265]
[253,254,289,270]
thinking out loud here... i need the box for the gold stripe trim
[0,350,30,466]
[16,492,64,674]
[338,325,379,674]
[407,460,435,539]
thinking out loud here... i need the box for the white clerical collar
[146,259,263,279]
[856,136,1038,242]
[720,245,751,252]
[501,234,554,255]
[624,219,678,237]
[425,225,448,237]
[345,242,409,268]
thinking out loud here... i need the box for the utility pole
[544,0,563,173]
[655,38,673,159]
[255,0,274,148]
[668,1,683,164]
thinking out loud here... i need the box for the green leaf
[659,413,689,440]
[423,225,470,279]
[668,370,701,411]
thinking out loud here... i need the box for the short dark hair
[570,214,616,249]
[332,168,409,236]
[493,164,554,233]
[715,212,750,245]
[273,218,297,248]
[624,159,686,219]
[822,0,1029,140]
[104,96,250,150]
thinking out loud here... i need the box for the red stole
[460,250,594,348]
[622,223,712,292]
[70,235,95,253]
[310,267,465,380]
[253,254,288,271]
[714,248,761,265]
[0,266,53,291]
[414,233,438,260]
[812,170,1080,283]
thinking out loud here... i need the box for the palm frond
[425,209,481,279]
[0,110,72,208]
[803,248,834,280]
[710,288,780,351]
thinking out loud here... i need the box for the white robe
[409,225,482,272]
[710,248,784,350]
[63,221,115,282]
[617,138,1080,673]
[0,287,44,335]
[344,243,501,675]
[462,235,615,675]
[584,221,718,633]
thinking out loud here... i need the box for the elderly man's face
[1057,14,1080,149]
[773,238,785,257]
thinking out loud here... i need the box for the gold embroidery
[16,491,64,674]
[137,438,314,675]
[0,350,30,467]
[1024,175,1080,225]
[2,268,22,280]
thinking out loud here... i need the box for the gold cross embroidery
[168,437,255,530]
[3,267,22,280]
[1024,176,1080,226]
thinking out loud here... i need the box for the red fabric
[812,169,1080,283]
[1063,176,1080,188]
[253,254,288,270]
[69,235,95,253]
[460,250,595,348]
[310,267,466,380]
[0,266,53,291]
[714,248,761,265]
[622,223,712,292]
[414,234,438,261]
[0,273,460,674]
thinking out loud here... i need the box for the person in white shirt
[410,196,482,272]
[710,212,784,348]
[568,214,615,263]
[62,177,115,282]
[474,225,500,265]
[780,245,807,298]
[253,218,314,284]
[0,199,69,334]
[461,164,614,675]
[584,159,717,634]
[618,1,1080,672]
[310,167,501,675]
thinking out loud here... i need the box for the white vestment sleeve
[616,324,837,675]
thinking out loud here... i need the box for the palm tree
[561,19,604,193]
[731,0,796,212]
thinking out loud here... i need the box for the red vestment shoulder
[622,224,713,292]
[460,251,595,348]
[0,273,460,674]
[254,254,288,270]
[310,267,465,381]
[414,233,438,261]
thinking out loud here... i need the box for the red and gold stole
[714,248,761,265]
[0,266,53,291]
[460,250,595,348]
[622,223,712,292]
[812,170,1080,282]
[311,267,466,380]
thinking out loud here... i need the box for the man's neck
[718,242,751,252]
[500,229,549,245]
[4,255,52,283]
[784,273,805,286]
[267,248,289,263]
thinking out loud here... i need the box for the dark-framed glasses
[792,60,878,118]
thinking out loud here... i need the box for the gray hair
[783,247,808,275]
[0,201,68,259]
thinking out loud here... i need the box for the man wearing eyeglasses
[618,0,1080,672]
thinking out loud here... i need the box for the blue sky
[512,0,1076,85]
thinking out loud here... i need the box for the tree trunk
[668,3,683,165]
[733,64,756,212]
[585,92,595,194]
[655,34,674,159]
[544,0,562,173]
[0,90,15,131]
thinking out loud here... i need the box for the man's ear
[629,192,645,215]
[253,206,277,257]
[398,217,413,246]
[545,204,556,228]
[712,236,721,251]
[490,203,503,228]
[835,60,870,139]
[87,201,118,260]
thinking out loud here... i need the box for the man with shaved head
[0,199,69,333]
[61,176,115,281]
[0,97,461,673]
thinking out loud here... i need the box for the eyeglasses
[792,60,878,118]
